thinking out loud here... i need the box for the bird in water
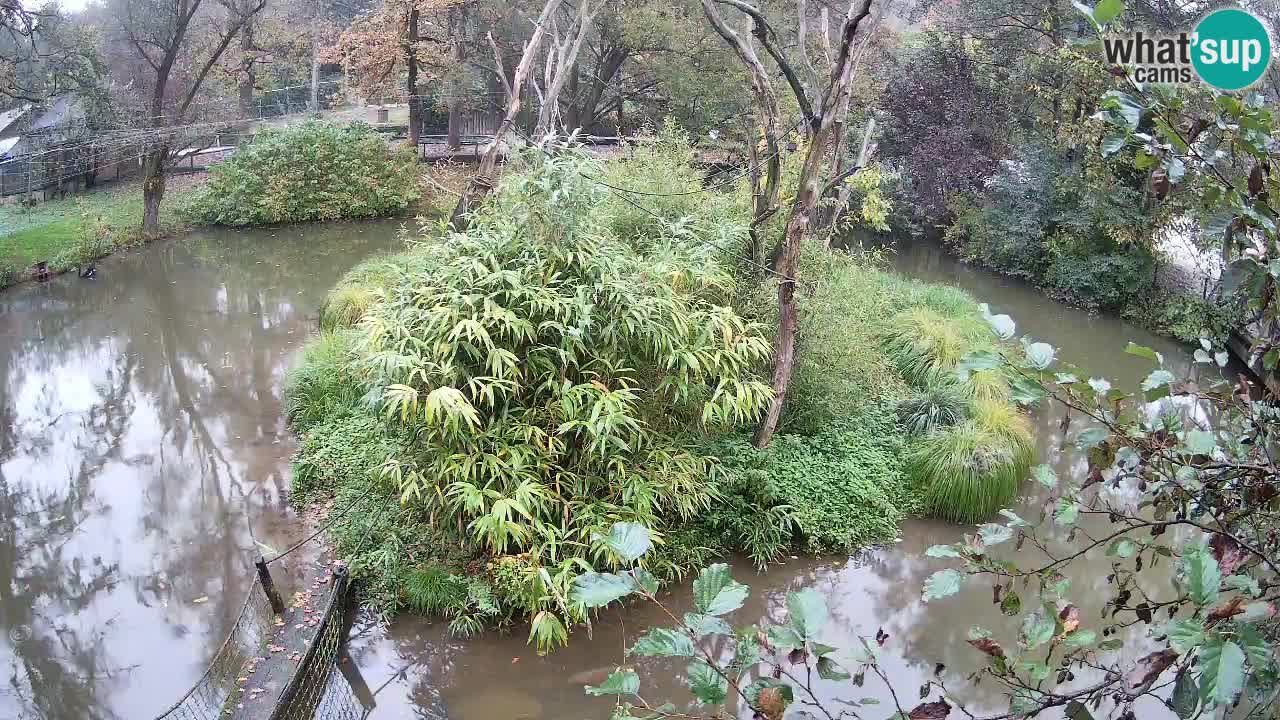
[79,264,96,279]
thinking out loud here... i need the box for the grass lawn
[0,177,196,288]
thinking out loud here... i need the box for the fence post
[255,555,287,615]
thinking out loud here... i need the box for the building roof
[31,95,80,130]
[0,137,20,158]
[0,104,32,136]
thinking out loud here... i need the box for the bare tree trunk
[239,14,256,116]
[142,148,168,239]
[446,4,469,150]
[534,0,597,140]
[310,30,321,112]
[450,0,563,231]
[407,7,421,146]
[704,0,875,448]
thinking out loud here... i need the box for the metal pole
[254,555,287,615]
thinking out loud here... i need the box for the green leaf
[686,660,728,705]
[1009,374,1048,406]
[1000,509,1030,527]
[926,544,961,558]
[1077,427,1109,449]
[1063,630,1097,649]
[692,563,748,616]
[1183,430,1217,455]
[1164,618,1204,653]
[1171,670,1199,719]
[1032,464,1058,488]
[1142,369,1175,392]
[605,522,651,563]
[1020,611,1056,649]
[1102,91,1144,129]
[571,572,636,608]
[1184,546,1221,606]
[1106,538,1139,558]
[1199,638,1246,707]
[1000,590,1022,616]
[787,588,829,641]
[1102,131,1128,157]
[585,669,639,696]
[923,569,963,602]
[684,613,732,636]
[1054,499,1080,526]
[1125,342,1163,364]
[1087,377,1112,396]
[1225,574,1261,598]
[817,656,851,680]
[956,349,1004,380]
[1066,699,1097,720]
[981,305,1016,339]
[744,678,793,709]
[632,568,659,595]
[1093,0,1124,23]
[767,624,804,651]
[1024,342,1056,369]
[631,628,694,657]
[979,523,1014,545]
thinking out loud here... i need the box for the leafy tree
[104,0,266,238]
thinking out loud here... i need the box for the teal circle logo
[1192,8,1272,91]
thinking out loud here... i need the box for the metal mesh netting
[155,568,370,720]
[266,570,370,720]
[152,586,276,720]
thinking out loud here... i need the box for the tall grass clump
[906,400,1034,523]
[880,307,989,386]
[184,121,419,226]
[896,383,969,435]
[282,330,364,431]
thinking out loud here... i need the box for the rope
[263,488,377,566]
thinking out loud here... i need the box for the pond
[0,227,1219,719]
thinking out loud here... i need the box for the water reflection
[349,236,1218,720]
[0,220,403,719]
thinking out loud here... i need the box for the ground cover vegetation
[0,181,191,288]
[565,3,1280,719]
[286,130,1038,648]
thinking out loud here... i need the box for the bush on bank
[185,121,420,226]
[286,133,1037,646]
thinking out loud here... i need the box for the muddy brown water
[0,227,1223,719]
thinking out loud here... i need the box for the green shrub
[711,405,919,554]
[1122,288,1241,343]
[0,260,18,287]
[1043,242,1155,311]
[282,330,365,431]
[185,121,420,226]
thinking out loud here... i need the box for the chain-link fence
[154,566,370,720]
[151,584,276,720]
[265,567,369,720]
